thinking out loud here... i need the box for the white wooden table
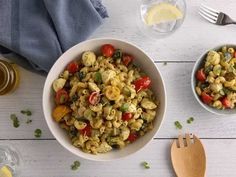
[1,0,236,176]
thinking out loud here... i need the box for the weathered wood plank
[92,0,236,62]
[1,139,235,177]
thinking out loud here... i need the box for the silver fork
[199,4,236,25]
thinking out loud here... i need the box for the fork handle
[227,21,236,25]
[224,16,236,25]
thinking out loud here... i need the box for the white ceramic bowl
[43,38,166,161]
[191,44,236,115]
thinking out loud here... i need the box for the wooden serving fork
[171,134,206,177]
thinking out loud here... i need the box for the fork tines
[199,4,219,24]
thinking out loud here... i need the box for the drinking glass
[137,0,186,38]
[0,144,22,176]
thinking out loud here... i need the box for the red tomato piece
[122,112,133,121]
[101,44,115,57]
[55,89,69,104]
[127,133,138,142]
[134,76,151,92]
[196,69,206,82]
[67,61,79,73]
[201,92,213,104]
[88,92,101,105]
[221,97,231,108]
[79,124,92,137]
[122,54,133,66]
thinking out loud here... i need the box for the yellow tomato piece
[0,166,12,177]
[105,86,121,101]
[52,105,71,122]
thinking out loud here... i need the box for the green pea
[120,103,129,112]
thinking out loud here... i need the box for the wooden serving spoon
[171,134,206,177]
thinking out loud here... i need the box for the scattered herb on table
[174,121,182,129]
[26,118,32,124]
[34,129,42,138]
[187,117,194,124]
[141,161,150,169]
[21,109,32,116]
[71,160,81,171]
[10,114,20,128]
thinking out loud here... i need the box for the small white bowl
[42,38,166,161]
[191,44,236,115]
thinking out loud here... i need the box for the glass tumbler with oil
[0,58,20,95]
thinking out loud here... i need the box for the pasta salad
[195,46,236,109]
[52,44,158,154]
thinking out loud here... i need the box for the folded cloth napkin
[0,0,108,75]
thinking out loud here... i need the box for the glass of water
[0,145,22,177]
[137,0,186,38]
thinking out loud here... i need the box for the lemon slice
[145,3,183,25]
[0,166,13,177]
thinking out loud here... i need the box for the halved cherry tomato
[196,69,206,82]
[221,97,231,108]
[201,92,213,104]
[79,124,92,137]
[122,54,133,66]
[101,44,115,57]
[88,92,101,105]
[122,112,133,121]
[134,76,151,92]
[67,61,79,73]
[55,89,69,104]
[127,133,138,142]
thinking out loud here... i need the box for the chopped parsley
[174,121,182,130]
[71,160,80,171]
[26,118,32,124]
[20,109,32,116]
[187,117,194,124]
[10,114,20,128]
[78,72,85,80]
[34,129,42,138]
[113,49,122,59]
[141,161,150,169]
[71,95,78,102]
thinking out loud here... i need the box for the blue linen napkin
[0,0,108,74]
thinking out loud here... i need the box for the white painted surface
[0,0,236,176]
[3,139,236,177]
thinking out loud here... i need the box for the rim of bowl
[191,44,236,116]
[42,37,167,161]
